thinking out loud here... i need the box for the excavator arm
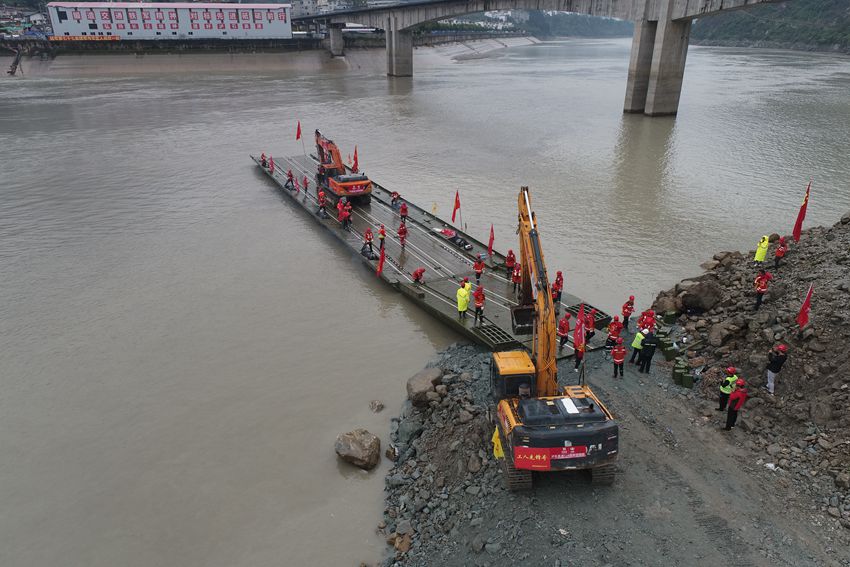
[314,130,345,177]
[515,187,558,397]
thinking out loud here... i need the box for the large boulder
[406,367,443,407]
[708,322,734,347]
[681,280,724,312]
[335,429,381,470]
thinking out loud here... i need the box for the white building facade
[47,2,292,40]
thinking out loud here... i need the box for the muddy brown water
[2,39,850,566]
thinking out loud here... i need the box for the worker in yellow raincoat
[456,278,471,320]
[754,235,769,263]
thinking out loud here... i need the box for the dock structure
[252,154,611,357]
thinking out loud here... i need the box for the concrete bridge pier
[624,0,692,116]
[329,25,344,57]
[385,16,413,77]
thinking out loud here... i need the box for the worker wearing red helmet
[336,199,345,222]
[774,236,787,269]
[317,190,327,217]
[363,227,374,254]
[473,286,486,325]
[302,175,310,194]
[473,254,485,285]
[753,268,773,310]
[400,201,409,224]
[724,378,749,430]
[268,156,275,175]
[398,222,408,248]
[611,337,627,378]
[622,295,635,332]
[378,224,386,249]
[585,308,597,343]
[511,262,522,294]
[765,344,788,395]
[718,366,738,411]
[605,315,624,357]
[260,152,267,168]
[342,200,353,230]
[552,271,564,305]
[284,168,294,189]
[505,249,516,278]
[412,267,426,284]
[557,313,571,351]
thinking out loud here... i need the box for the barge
[251,152,612,356]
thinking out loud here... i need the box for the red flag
[376,246,385,277]
[352,146,359,173]
[451,190,461,223]
[487,224,495,257]
[574,304,586,352]
[295,120,301,141]
[796,284,814,329]
[792,181,811,242]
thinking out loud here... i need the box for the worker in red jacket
[473,254,485,285]
[341,208,351,231]
[378,224,386,249]
[260,152,267,167]
[754,269,772,310]
[398,222,408,248]
[774,236,787,269]
[473,286,486,325]
[284,168,294,189]
[317,190,327,217]
[585,308,597,343]
[302,176,310,193]
[612,337,627,378]
[511,262,522,294]
[724,379,748,430]
[336,199,345,222]
[505,249,516,278]
[390,191,400,207]
[363,227,374,254]
[552,271,564,311]
[622,295,635,332]
[400,201,409,224]
[605,315,624,357]
[557,313,571,350]
[268,156,275,174]
[412,267,425,284]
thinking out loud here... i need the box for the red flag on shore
[352,146,359,173]
[796,284,814,329]
[487,224,495,257]
[376,246,386,277]
[295,120,302,141]
[792,181,811,242]
[574,304,586,352]
[451,190,461,223]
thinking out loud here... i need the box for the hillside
[692,0,850,51]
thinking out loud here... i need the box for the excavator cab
[490,351,536,401]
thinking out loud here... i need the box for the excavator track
[590,464,616,486]
[500,430,533,491]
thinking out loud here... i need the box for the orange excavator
[314,130,373,205]
[490,187,619,490]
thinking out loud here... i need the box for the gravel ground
[376,342,850,567]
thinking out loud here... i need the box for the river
[2,38,850,567]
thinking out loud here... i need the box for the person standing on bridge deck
[637,331,658,374]
[754,235,770,265]
[318,190,327,217]
[363,227,374,255]
[260,153,267,168]
[511,262,522,295]
[391,191,400,208]
[753,268,772,311]
[285,169,296,190]
[302,176,310,194]
[456,280,471,321]
[336,199,345,222]
[717,366,738,411]
[341,207,352,231]
[622,295,635,333]
[400,201,409,224]
[268,156,275,175]
[724,379,748,431]
[505,249,516,278]
[585,308,597,344]
[774,236,788,269]
[412,267,426,284]
[378,224,386,250]
[612,337,627,379]
[473,254,485,285]
[552,271,564,312]
[574,341,585,372]
[398,222,408,248]
[557,313,571,351]
[629,329,646,364]
[473,286,486,325]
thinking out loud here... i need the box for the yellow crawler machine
[490,187,619,490]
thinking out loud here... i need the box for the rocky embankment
[653,213,850,528]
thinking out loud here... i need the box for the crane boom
[516,186,558,397]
